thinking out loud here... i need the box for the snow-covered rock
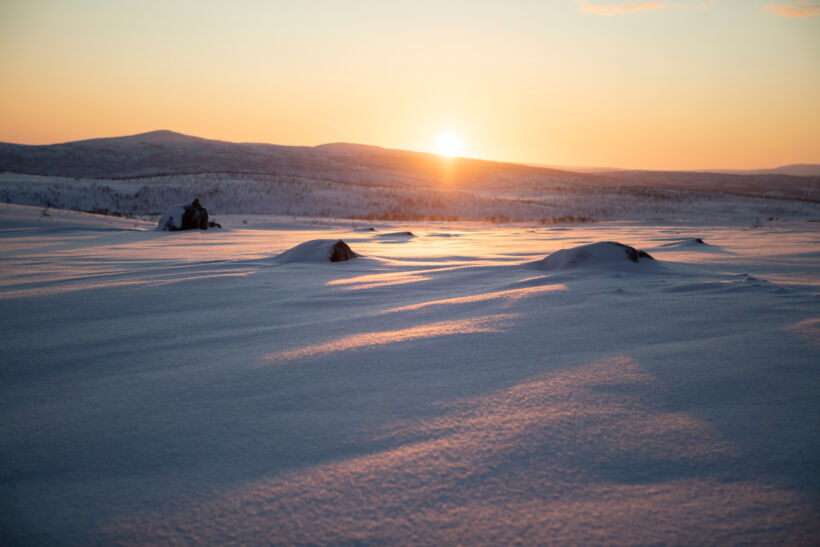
[156,199,209,231]
[276,239,358,263]
[378,231,415,238]
[536,241,656,271]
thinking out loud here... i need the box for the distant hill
[0,131,816,203]
[531,163,820,177]
[0,130,595,189]
[591,168,818,202]
[698,165,820,177]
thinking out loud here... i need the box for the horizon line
[2,128,818,175]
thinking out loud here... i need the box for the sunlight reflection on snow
[0,270,252,299]
[324,265,478,290]
[255,314,518,367]
[377,283,568,315]
[787,317,820,348]
[324,271,434,290]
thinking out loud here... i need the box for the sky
[0,0,818,170]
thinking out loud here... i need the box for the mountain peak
[118,130,209,144]
[67,130,210,146]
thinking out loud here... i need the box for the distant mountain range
[695,165,820,177]
[0,130,817,201]
[0,130,595,186]
[592,165,820,177]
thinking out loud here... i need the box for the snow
[534,241,658,271]
[378,231,416,238]
[155,204,187,231]
[1,202,819,545]
[275,239,358,263]
[1,169,818,225]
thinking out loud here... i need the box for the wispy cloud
[767,2,820,17]
[574,0,714,16]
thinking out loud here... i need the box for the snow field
[1,203,819,545]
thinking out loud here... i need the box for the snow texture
[1,203,819,545]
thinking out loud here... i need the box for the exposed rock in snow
[276,239,358,263]
[660,238,709,248]
[656,238,730,253]
[329,241,357,261]
[536,241,656,271]
[156,199,209,231]
[379,231,415,238]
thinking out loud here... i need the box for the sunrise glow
[0,1,817,169]
[436,132,461,157]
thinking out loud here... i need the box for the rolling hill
[0,131,817,222]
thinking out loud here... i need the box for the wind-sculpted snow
[378,231,415,238]
[256,314,517,366]
[1,204,819,545]
[535,241,659,272]
[787,318,820,348]
[376,284,568,315]
[655,238,731,253]
[104,357,819,545]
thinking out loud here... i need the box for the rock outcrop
[156,199,210,231]
[276,239,359,263]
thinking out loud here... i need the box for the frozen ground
[1,203,819,545]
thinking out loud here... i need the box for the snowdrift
[657,238,726,253]
[378,231,415,238]
[276,239,358,263]
[535,241,658,271]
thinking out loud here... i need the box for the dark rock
[276,239,359,263]
[157,198,209,231]
[330,240,357,262]
[612,242,655,263]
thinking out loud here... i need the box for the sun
[435,131,461,157]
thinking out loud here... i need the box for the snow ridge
[536,241,658,271]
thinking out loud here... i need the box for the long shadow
[3,244,820,543]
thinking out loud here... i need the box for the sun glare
[436,131,461,157]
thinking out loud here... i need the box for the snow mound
[656,238,729,253]
[276,239,358,263]
[536,241,657,271]
[660,238,709,248]
[378,231,415,238]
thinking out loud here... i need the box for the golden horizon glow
[0,1,818,170]
[435,131,462,158]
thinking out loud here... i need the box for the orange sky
[1,0,818,169]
